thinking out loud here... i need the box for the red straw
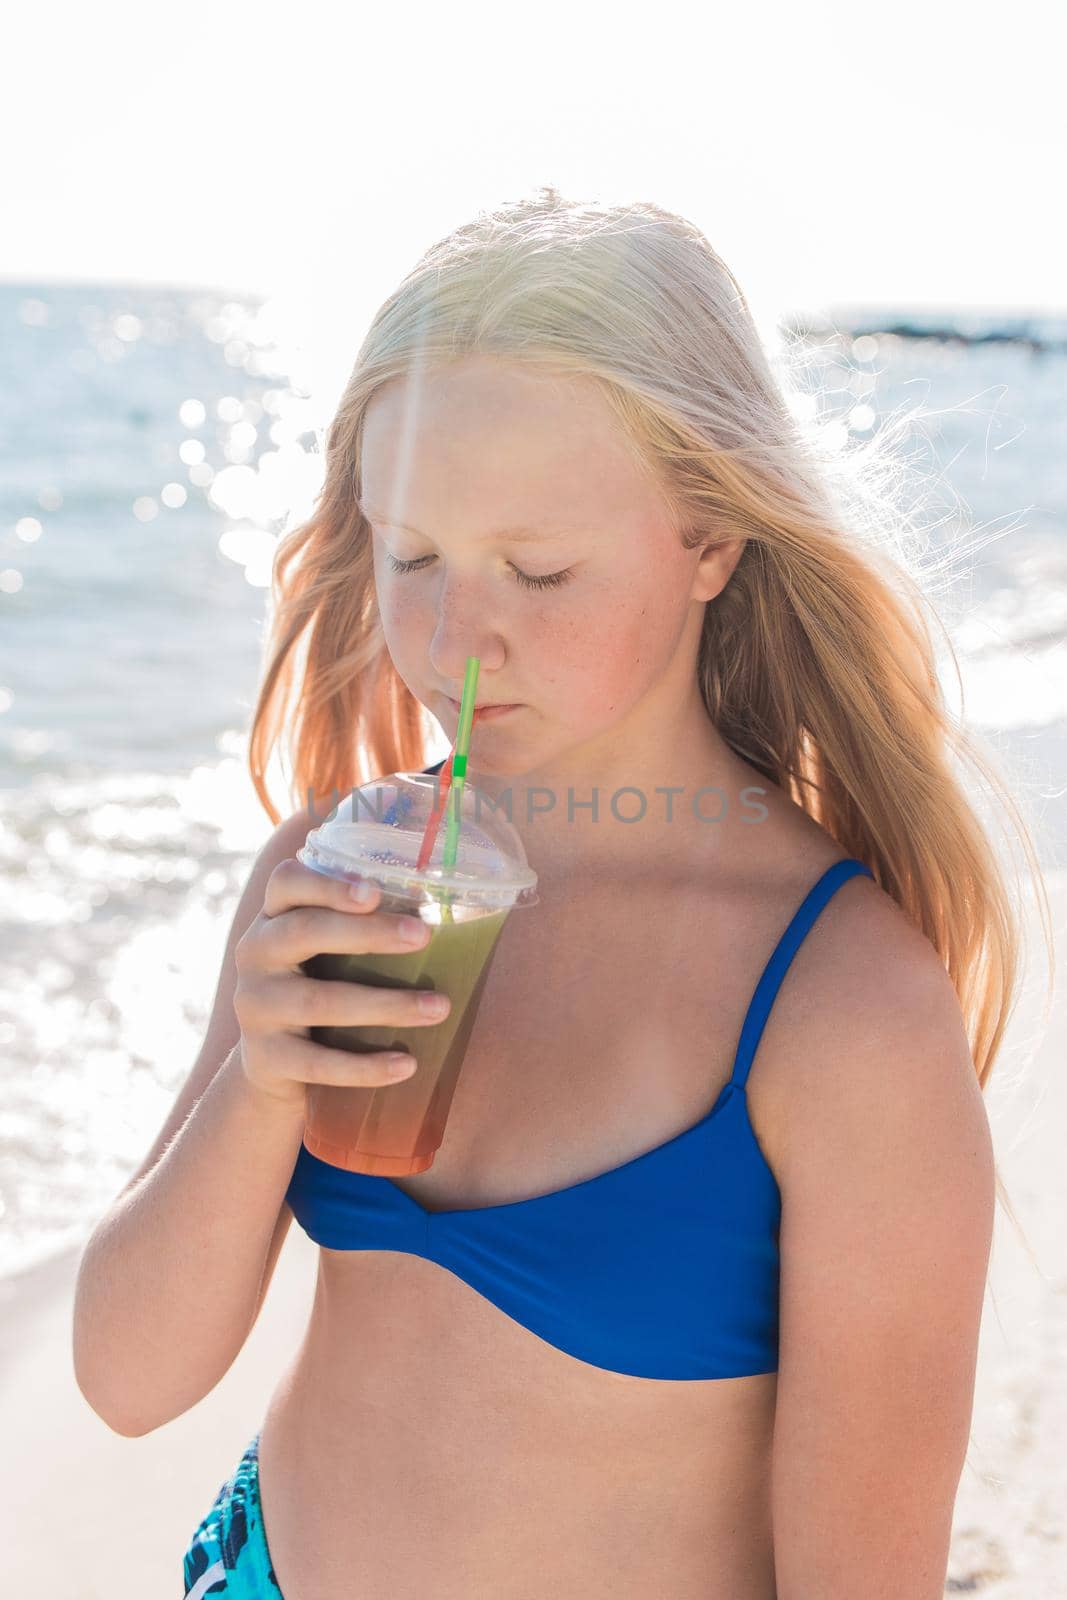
[415,745,457,871]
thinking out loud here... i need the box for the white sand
[2,875,1064,1599]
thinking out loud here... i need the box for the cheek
[376,590,436,712]
[535,576,676,721]
[377,579,427,655]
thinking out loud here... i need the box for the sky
[4,0,1063,355]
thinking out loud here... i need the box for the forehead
[360,358,655,528]
[363,356,610,437]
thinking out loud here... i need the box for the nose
[426,571,507,686]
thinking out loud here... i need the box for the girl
[74,187,1049,1599]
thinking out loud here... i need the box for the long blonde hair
[248,185,1054,1234]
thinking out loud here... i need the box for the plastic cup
[295,768,538,1175]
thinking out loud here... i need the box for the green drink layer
[299,893,510,1174]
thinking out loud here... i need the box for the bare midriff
[256,832,845,1599]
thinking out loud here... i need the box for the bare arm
[73,1045,307,1436]
[770,926,995,1597]
[71,810,314,1436]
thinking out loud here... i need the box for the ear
[692,536,745,603]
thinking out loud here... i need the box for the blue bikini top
[286,763,875,1380]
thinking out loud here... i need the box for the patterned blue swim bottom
[182,1433,285,1598]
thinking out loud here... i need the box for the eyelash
[384,553,575,591]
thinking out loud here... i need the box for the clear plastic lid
[298,769,539,911]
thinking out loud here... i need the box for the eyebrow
[360,509,582,545]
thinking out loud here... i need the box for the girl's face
[360,355,739,778]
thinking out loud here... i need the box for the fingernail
[349,879,376,903]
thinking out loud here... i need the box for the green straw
[442,655,480,881]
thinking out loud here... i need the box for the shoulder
[270,803,323,857]
[754,861,990,1143]
[268,795,333,858]
[811,864,979,1109]
[793,864,991,1209]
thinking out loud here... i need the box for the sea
[1,282,1065,1280]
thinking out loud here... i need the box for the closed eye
[384,553,575,592]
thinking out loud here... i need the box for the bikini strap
[729,859,875,1092]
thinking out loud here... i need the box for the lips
[446,696,521,718]
[447,696,517,710]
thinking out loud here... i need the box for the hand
[233,860,450,1110]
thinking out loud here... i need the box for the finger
[260,904,431,969]
[262,856,382,921]
[263,1032,417,1088]
[256,972,450,1031]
